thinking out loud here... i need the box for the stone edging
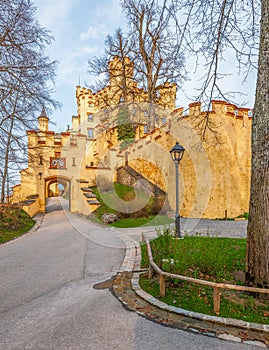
[132,246,269,333]
[116,236,269,348]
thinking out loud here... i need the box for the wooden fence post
[213,287,221,315]
[160,275,165,297]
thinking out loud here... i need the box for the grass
[140,233,269,324]
[0,205,35,244]
[91,182,170,227]
[111,215,173,228]
[91,184,128,220]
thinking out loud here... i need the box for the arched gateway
[45,176,71,211]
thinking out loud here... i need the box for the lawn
[111,215,173,228]
[91,183,171,227]
[0,205,35,244]
[140,232,269,324]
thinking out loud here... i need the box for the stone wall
[117,165,165,198]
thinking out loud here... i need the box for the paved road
[0,198,259,350]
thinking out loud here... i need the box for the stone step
[87,199,100,205]
[81,187,92,192]
[77,179,89,184]
[83,193,97,199]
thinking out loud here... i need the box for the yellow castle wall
[10,55,252,219]
[108,100,252,219]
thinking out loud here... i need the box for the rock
[218,334,241,342]
[102,213,119,224]
[232,270,245,283]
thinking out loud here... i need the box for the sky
[33,0,257,131]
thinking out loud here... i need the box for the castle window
[88,113,93,121]
[88,128,94,139]
[37,137,46,145]
[39,155,43,165]
[144,125,148,134]
[72,157,76,166]
[70,137,77,146]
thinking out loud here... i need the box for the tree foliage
[0,0,59,202]
[116,105,135,150]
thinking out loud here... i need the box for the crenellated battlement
[187,100,252,126]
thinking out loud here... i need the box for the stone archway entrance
[45,176,71,212]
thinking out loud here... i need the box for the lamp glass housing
[170,142,185,163]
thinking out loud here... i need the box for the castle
[10,57,252,220]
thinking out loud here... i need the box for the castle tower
[38,107,49,132]
[108,56,134,88]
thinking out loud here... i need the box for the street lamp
[170,142,185,238]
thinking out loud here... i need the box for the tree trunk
[1,115,14,203]
[246,0,269,288]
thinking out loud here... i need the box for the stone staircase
[77,179,100,214]
[113,122,175,193]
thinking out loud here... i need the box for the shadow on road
[46,196,69,213]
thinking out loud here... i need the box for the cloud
[32,0,126,129]
[80,25,108,42]
[79,0,123,43]
[34,0,76,34]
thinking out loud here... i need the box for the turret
[38,107,49,132]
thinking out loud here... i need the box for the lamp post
[170,142,185,238]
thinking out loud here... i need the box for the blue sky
[34,0,124,130]
[33,0,257,131]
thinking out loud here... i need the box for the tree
[88,29,136,106]
[173,0,260,140]
[173,0,267,289]
[121,0,185,130]
[245,1,269,289]
[88,0,185,131]
[0,0,59,202]
[116,105,135,150]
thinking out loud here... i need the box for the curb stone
[113,235,269,348]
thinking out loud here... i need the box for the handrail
[145,239,269,315]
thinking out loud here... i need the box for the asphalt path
[0,197,259,350]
